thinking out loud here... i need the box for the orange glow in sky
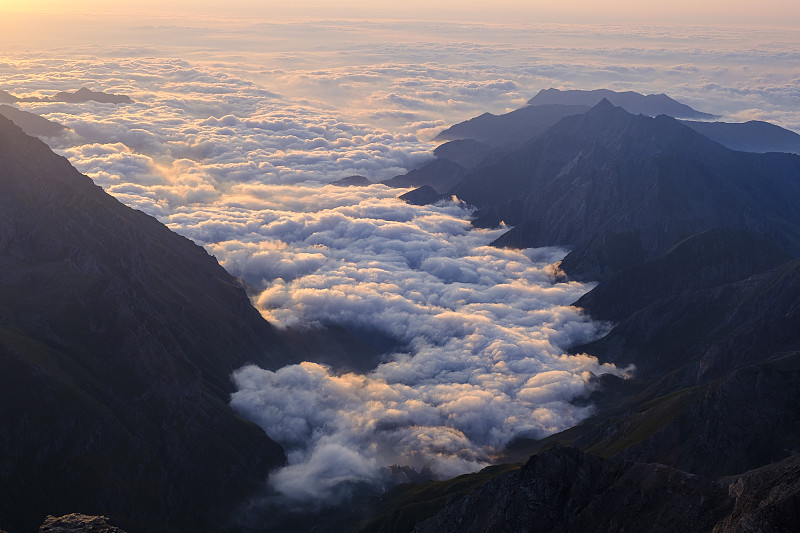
[2,0,799,24]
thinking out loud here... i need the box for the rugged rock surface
[0,115,289,532]
[409,448,800,533]
[714,452,800,532]
[360,96,800,533]
[40,514,127,533]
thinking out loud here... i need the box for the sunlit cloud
[1,17,797,505]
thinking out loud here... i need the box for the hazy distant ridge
[0,87,132,104]
[528,88,716,119]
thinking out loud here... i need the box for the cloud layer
[1,19,797,503]
[222,188,620,500]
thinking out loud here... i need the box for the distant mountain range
[370,95,800,531]
[400,99,800,277]
[0,87,133,104]
[433,103,591,147]
[527,87,717,119]
[433,88,800,155]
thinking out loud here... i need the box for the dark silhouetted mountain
[332,175,372,186]
[3,88,133,104]
[357,98,800,533]
[401,447,800,533]
[49,87,133,104]
[381,158,468,194]
[433,104,589,147]
[681,119,800,154]
[572,351,800,478]
[0,115,292,533]
[455,100,800,279]
[528,87,716,119]
[430,94,795,157]
[0,104,67,137]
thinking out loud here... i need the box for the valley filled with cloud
[2,16,799,505]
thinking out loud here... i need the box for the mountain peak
[588,97,622,114]
[528,88,716,119]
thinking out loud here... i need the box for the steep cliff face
[0,115,289,532]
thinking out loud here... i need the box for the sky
[3,0,800,24]
[2,0,799,508]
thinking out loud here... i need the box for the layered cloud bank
[214,186,620,500]
[1,18,798,504]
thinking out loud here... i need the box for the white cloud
[1,19,797,505]
[209,185,622,501]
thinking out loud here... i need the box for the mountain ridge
[527,87,717,119]
[361,97,800,533]
[0,114,288,532]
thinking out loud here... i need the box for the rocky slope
[39,514,128,533]
[449,100,800,279]
[363,97,800,533]
[408,448,800,533]
[0,115,290,532]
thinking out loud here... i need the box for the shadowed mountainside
[0,114,290,533]
[455,101,800,277]
[402,447,800,533]
[363,98,800,533]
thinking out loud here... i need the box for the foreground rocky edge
[409,448,800,533]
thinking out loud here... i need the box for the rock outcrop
[40,514,127,533]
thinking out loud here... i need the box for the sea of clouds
[2,17,798,504]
